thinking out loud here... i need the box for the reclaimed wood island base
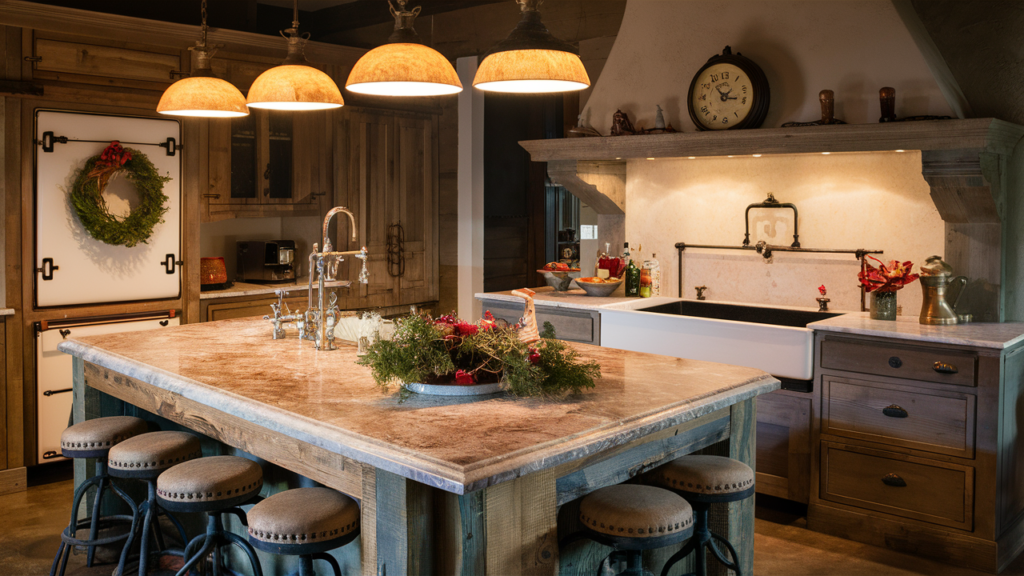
[59,318,779,576]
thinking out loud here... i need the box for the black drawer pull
[42,451,60,460]
[888,356,903,369]
[882,473,907,487]
[43,388,72,397]
[882,404,908,418]
[933,362,958,374]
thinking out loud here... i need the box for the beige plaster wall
[584,0,955,133]
[200,215,319,283]
[627,151,944,315]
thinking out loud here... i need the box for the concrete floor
[3,469,1024,576]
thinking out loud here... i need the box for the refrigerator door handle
[37,257,59,281]
[161,254,183,275]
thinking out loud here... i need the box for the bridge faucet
[305,206,370,350]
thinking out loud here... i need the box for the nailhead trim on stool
[60,416,148,458]
[579,484,693,539]
[248,487,360,546]
[654,455,754,496]
[157,456,264,506]
[108,431,202,477]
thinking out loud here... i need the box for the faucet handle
[695,285,708,300]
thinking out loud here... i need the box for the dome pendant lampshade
[346,0,462,97]
[473,0,590,94]
[157,1,248,118]
[247,0,344,111]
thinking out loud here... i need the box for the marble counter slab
[475,286,652,311]
[200,281,314,300]
[59,317,778,494]
[810,312,1024,349]
[0,308,13,316]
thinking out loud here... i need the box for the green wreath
[69,141,171,248]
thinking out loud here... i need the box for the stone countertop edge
[200,282,313,301]
[0,308,13,316]
[809,313,1024,349]
[58,338,778,495]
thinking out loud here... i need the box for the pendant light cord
[292,0,300,31]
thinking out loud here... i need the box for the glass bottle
[624,243,641,297]
[644,253,661,297]
[619,242,630,280]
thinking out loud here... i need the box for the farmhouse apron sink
[599,299,843,383]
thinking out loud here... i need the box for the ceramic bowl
[536,269,581,291]
[576,278,624,297]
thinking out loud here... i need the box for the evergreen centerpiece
[358,302,601,398]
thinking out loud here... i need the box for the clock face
[691,63,755,130]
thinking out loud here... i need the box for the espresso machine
[237,240,297,284]
[919,255,968,325]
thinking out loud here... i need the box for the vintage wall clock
[687,46,770,131]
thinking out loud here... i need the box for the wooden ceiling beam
[305,0,509,41]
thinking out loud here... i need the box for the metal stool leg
[222,529,263,576]
[308,552,343,576]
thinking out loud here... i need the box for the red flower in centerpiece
[858,256,919,293]
[453,321,478,337]
[454,370,476,385]
[528,347,541,365]
[818,284,827,296]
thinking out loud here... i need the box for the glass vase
[870,291,898,321]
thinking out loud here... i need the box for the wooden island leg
[484,469,559,576]
[727,397,756,575]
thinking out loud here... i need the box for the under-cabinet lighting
[822,152,831,155]
[752,154,762,158]
[896,149,906,153]
[688,156,696,159]
[646,157,655,160]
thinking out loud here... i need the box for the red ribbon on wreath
[87,141,133,190]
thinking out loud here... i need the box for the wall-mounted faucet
[695,285,708,300]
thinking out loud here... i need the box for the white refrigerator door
[35,110,182,307]
[36,316,180,463]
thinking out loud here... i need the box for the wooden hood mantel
[520,118,1024,322]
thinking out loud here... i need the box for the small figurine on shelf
[569,109,602,137]
[782,90,847,127]
[610,109,637,136]
[816,284,830,312]
[654,105,666,130]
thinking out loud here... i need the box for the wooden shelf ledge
[519,118,1024,162]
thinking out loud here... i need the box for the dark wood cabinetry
[755,389,813,504]
[809,332,1024,572]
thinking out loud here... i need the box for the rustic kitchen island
[58,317,779,575]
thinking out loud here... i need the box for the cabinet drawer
[822,376,975,458]
[820,337,976,386]
[483,302,596,344]
[821,442,973,530]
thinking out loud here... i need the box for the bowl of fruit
[575,276,624,297]
[537,262,581,291]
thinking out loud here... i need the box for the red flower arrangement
[858,256,919,293]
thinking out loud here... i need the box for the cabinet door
[393,115,438,304]
[346,110,398,307]
[208,114,260,207]
[263,111,312,206]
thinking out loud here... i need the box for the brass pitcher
[919,256,967,325]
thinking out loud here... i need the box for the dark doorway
[483,92,563,293]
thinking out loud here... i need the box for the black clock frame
[687,46,770,131]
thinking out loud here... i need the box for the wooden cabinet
[204,109,330,221]
[808,332,1024,572]
[756,389,812,504]
[479,299,600,345]
[338,108,438,309]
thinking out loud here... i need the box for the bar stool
[51,416,148,576]
[108,430,203,576]
[652,455,755,576]
[247,487,361,576]
[562,484,694,576]
[156,455,265,576]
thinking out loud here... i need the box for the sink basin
[599,299,843,381]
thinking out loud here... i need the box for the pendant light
[246,0,344,111]
[157,0,248,118]
[345,0,462,97]
[473,0,590,94]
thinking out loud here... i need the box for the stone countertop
[58,317,779,494]
[200,281,314,301]
[809,312,1024,349]
[475,286,654,311]
[0,308,13,316]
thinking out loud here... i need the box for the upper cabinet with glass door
[204,108,331,221]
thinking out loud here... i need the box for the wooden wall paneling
[998,346,1024,535]
[756,389,812,503]
[182,118,203,323]
[728,397,756,575]
[31,34,180,88]
[394,113,432,304]
[0,318,6,469]
[3,24,24,471]
[349,109,397,308]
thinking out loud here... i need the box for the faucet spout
[322,206,358,254]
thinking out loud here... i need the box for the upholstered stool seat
[108,430,202,576]
[562,485,694,576]
[654,455,755,502]
[651,455,755,576]
[60,415,148,459]
[51,416,147,576]
[247,488,361,576]
[108,430,203,479]
[157,456,264,514]
[157,456,264,576]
